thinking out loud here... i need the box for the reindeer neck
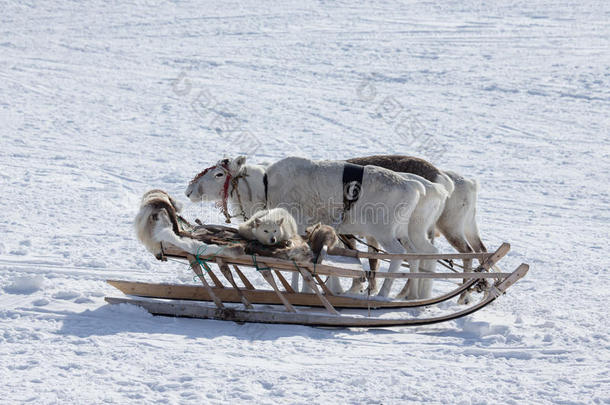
[230,164,268,217]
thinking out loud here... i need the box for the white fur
[238,208,298,246]
[134,190,178,258]
[433,171,456,196]
[437,171,486,260]
[134,190,239,259]
[435,171,487,304]
[358,164,486,303]
[393,173,448,299]
[187,156,428,298]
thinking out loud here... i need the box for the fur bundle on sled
[189,224,313,262]
[134,189,244,260]
[134,190,333,263]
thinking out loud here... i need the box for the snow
[3,275,45,294]
[1,0,609,403]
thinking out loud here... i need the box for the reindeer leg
[339,235,366,295]
[366,236,380,273]
[377,238,408,298]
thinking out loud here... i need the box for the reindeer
[348,155,487,303]
[186,156,435,298]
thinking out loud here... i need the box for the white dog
[238,208,298,246]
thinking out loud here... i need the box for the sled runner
[106,241,529,327]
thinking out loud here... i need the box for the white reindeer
[348,156,486,267]
[348,155,487,303]
[392,173,449,300]
[186,156,429,298]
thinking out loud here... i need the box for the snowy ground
[1,0,609,403]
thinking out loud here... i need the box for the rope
[189,162,252,223]
[436,258,460,273]
[251,254,271,272]
[343,234,466,271]
[292,259,316,276]
[191,245,226,281]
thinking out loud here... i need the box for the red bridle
[189,162,234,223]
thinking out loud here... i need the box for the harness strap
[219,170,233,223]
[341,163,364,221]
[229,168,253,221]
[263,173,268,208]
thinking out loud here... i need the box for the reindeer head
[185,156,247,202]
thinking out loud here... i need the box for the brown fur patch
[146,199,182,236]
[347,155,441,182]
[306,223,340,261]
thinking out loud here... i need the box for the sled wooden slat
[217,258,253,309]
[186,254,224,310]
[207,268,225,289]
[194,257,513,279]
[296,267,339,316]
[324,247,494,261]
[105,264,529,327]
[108,278,469,309]
[233,265,255,290]
[166,246,494,265]
[313,274,334,296]
[259,270,296,313]
[476,243,510,273]
[273,270,295,293]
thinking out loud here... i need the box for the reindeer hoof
[457,292,471,305]
[347,285,365,295]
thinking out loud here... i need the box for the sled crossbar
[160,243,510,280]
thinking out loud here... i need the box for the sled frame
[106,243,528,326]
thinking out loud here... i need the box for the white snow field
[1,0,609,403]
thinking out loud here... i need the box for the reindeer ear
[234,155,246,169]
[306,222,320,236]
[224,156,246,176]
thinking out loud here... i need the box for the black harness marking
[342,163,364,216]
[263,172,269,208]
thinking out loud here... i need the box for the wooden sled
[106,242,529,327]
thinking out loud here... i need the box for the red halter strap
[189,162,234,223]
[219,166,233,222]
[189,164,218,185]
